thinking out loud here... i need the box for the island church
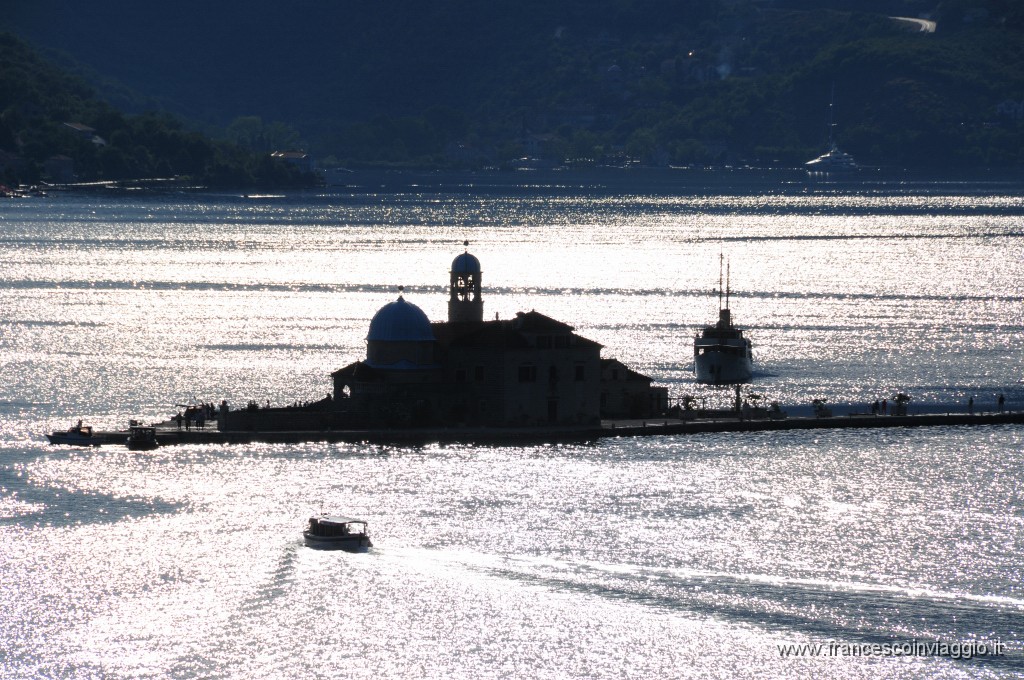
[222,246,665,431]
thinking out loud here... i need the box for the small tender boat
[303,515,372,551]
[126,425,159,451]
[45,421,103,447]
[694,255,754,384]
[46,427,102,446]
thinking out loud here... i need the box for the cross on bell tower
[448,240,483,324]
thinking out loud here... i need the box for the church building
[332,245,616,427]
[222,245,665,432]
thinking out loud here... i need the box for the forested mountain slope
[4,0,1022,170]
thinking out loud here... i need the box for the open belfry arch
[448,240,483,324]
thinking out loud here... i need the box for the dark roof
[600,358,653,383]
[431,312,603,351]
[311,516,367,526]
[331,361,386,381]
[512,310,573,333]
[434,320,532,350]
[567,335,602,350]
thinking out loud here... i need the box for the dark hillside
[0,34,314,187]
[4,0,1022,170]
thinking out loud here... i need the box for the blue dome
[451,252,481,274]
[367,297,435,342]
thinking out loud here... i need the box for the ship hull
[694,346,753,384]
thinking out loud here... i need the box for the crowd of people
[172,401,227,431]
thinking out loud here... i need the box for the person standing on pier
[968,396,974,415]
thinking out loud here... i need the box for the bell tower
[448,241,483,324]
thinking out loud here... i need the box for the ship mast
[826,82,837,150]
[726,259,731,310]
[718,253,724,311]
[717,253,732,329]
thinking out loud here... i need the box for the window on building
[575,364,585,381]
[537,335,552,349]
[518,365,537,383]
[554,335,570,348]
[455,368,466,383]
[474,365,485,382]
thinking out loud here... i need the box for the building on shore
[223,246,665,431]
[601,358,669,419]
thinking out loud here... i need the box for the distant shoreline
[35,165,1024,197]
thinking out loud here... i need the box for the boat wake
[382,546,1023,663]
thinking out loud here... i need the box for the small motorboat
[126,425,159,451]
[45,420,103,447]
[303,515,372,551]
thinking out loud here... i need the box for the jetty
[91,410,1024,447]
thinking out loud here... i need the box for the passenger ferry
[693,256,753,384]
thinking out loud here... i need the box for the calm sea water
[1,173,1022,678]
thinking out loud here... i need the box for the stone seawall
[94,411,1024,447]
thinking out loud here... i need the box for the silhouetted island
[219,245,666,433]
